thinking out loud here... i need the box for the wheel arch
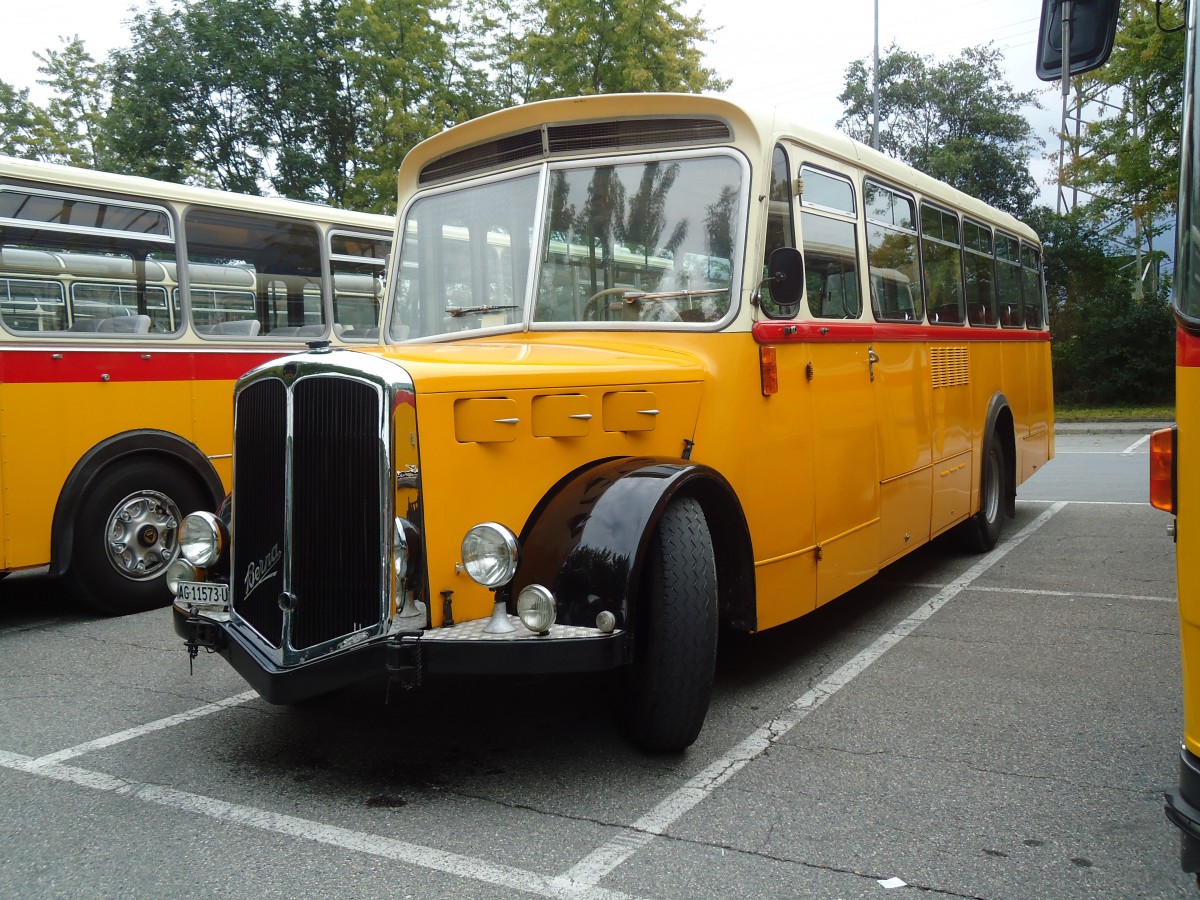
[982,393,1017,519]
[513,456,755,635]
[49,430,224,577]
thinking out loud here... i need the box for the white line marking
[882,582,1174,603]
[27,690,259,768]
[965,584,1175,603]
[1122,434,1152,455]
[0,749,641,900]
[1019,499,1147,506]
[1055,450,1147,456]
[561,501,1069,889]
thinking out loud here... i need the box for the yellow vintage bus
[169,94,1053,751]
[1038,0,1200,878]
[1141,0,1200,877]
[0,156,393,615]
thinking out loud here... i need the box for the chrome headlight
[165,558,199,596]
[460,522,519,588]
[517,584,556,633]
[180,511,225,567]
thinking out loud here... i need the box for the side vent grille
[420,117,732,184]
[931,346,970,388]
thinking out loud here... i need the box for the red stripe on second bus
[0,347,286,384]
[752,321,1051,344]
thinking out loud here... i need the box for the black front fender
[513,457,749,631]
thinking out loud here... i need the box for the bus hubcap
[105,490,181,580]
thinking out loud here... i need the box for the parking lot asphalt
[0,428,1192,899]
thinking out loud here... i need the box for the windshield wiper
[446,304,520,317]
[619,288,729,303]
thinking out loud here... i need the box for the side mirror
[1036,0,1121,81]
[763,247,805,308]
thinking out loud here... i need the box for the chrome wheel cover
[104,490,181,581]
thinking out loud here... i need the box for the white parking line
[0,749,642,900]
[0,501,1068,897]
[27,690,259,768]
[561,501,1068,889]
[885,582,1174,603]
[1123,434,1152,455]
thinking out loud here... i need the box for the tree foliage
[1062,0,1185,256]
[1027,207,1174,406]
[0,0,726,211]
[513,0,727,100]
[31,38,109,169]
[837,44,1042,217]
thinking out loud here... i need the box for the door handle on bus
[868,347,880,382]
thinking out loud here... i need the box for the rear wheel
[958,430,1005,553]
[622,496,718,753]
[60,459,208,615]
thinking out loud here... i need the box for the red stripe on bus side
[752,321,1051,344]
[0,348,285,384]
[1179,326,1200,368]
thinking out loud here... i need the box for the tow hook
[385,631,424,695]
[184,611,224,674]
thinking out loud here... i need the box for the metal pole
[1058,0,1072,213]
[872,0,880,150]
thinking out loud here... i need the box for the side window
[185,207,323,338]
[963,219,997,326]
[0,186,179,336]
[331,231,390,342]
[995,231,1024,328]
[800,165,861,320]
[1021,243,1045,329]
[865,181,923,322]
[920,202,964,325]
[760,145,798,319]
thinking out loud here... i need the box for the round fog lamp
[180,511,225,567]
[517,584,556,633]
[165,558,199,596]
[461,522,519,588]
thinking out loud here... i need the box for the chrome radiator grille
[231,368,387,660]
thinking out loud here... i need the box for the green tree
[338,0,458,211]
[30,37,108,168]
[838,44,1042,217]
[512,0,727,101]
[106,0,279,193]
[1027,206,1174,405]
[1062,0,1185,259]
[0,82,42,159]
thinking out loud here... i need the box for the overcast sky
[1,0,1060,202]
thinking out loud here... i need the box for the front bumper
[173,601,633,705]
[1166,746,1200,873]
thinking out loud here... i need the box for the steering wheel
[582,287,636,321]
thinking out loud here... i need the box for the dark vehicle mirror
[764,247,804,308]
[1036,0,1121,81]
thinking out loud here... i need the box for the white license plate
[177,581,229,606]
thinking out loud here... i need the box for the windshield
[388,154,744,341]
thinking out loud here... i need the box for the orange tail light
[1149,426,1177,514]
[759,345,778,396]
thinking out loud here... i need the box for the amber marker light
[1149,426,1177,514]
[760,345,778,396]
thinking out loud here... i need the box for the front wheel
[957,431,1005,553]
[60,459,209,615]
[621,496,718,752]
